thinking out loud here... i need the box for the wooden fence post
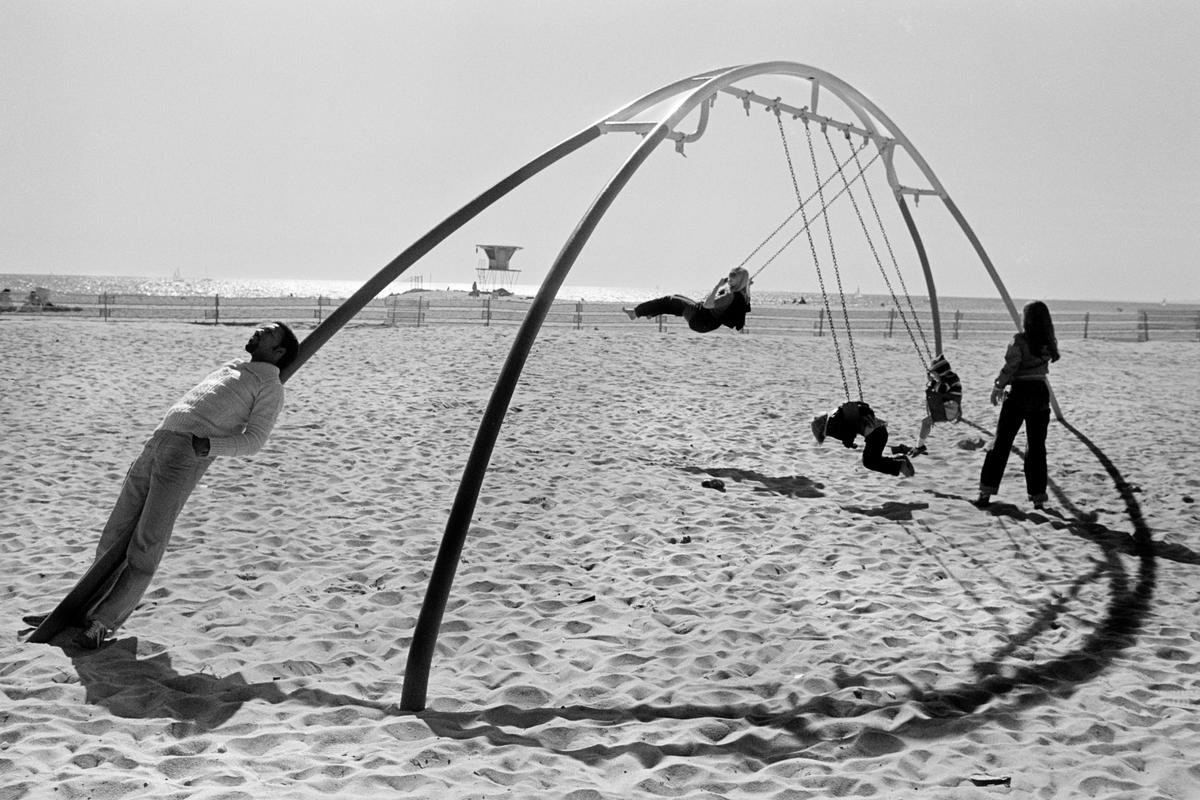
[213,294,220,325]
[1083,312,1090,339]
[953,310,962,340]
[887,308,896,338]
[1140,311,1149,342]
[574,301,583,330]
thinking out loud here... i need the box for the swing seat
[926,390,961,423]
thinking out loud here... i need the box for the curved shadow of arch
[56,420,1180,767]
[407,417,1171,763]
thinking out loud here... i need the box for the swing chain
[748,145,883,286]
[746,139,876,280]
[776,113,854,403]
[802,117,863,401]
[820,126,932,367]
[740,101,935,404]
[846,136,935,362]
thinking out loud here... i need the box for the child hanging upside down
[811,400,916,477]
[624,267,751,333]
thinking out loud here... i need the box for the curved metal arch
[598,61,1017,354]
[603,61,1054,412]
[277,124,603,384]
[276,61,1034,711]
[276,65,743,383]
[282,60,1019,382]
[397,61,1027,711]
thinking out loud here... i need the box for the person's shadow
[682,465,825,498]
[59,636,393,737]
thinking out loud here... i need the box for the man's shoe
[973,493,992,508]
[899,455,916,478]
[72,620,110,650]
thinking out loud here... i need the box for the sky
[2,1,1197,303]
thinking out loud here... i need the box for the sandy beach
[2,315,1199,799]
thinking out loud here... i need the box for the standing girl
[976,301,1061,509]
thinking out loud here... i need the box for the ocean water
[1,272,1194,315]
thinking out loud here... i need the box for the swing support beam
[723,87,877,144]
[268,61,1040,712]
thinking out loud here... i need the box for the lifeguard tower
[474,244,522,294]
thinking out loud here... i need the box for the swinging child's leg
[918,415,933,446]
[634,296,693,319]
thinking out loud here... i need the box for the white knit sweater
[157,359,284,458]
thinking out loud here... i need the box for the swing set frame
[274,61,1054,711]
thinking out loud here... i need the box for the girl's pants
[979,380,1050,502]
[634,296,719,333]
[89,430,212,630]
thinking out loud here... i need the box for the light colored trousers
[89,430,212,630]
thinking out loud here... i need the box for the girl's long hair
[728,267,751,299]
[1022,301,1060,362]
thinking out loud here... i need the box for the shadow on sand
[48,418,1190,765]
[413,418,1172,764]
[682,465,825,498]
[47,635,393,738]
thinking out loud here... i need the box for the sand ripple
[2,320,1199,798]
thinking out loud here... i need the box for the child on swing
[811,400,916,477]
[624,267,752,333]
[915,353,962,452]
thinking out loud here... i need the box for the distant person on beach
[36,322,299,649]
[976,301,1060,509]
[811,400,916,477]
[623,267,751,333]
